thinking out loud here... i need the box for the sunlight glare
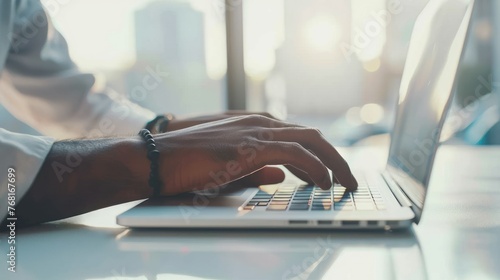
[303,16,341,52]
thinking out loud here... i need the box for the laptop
[117,0,475,229]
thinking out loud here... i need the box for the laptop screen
[387,0,474,202]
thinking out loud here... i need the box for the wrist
[120,137,152,196]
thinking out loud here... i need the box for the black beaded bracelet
[145,114,175,134]
[138,129,161,196]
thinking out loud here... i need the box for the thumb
[238,166,285,186]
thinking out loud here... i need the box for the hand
[163,111,319,185]
[165,111,277,132]
[130,115,358,195]
[21,115,357,225]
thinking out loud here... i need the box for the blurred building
[128,0,224,115]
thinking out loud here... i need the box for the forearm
[16,138,150,226]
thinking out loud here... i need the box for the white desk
[1,145,499,280]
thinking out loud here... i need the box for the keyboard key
[312,205,332,210]
[354,194,371,198]
[314,194,332,197]
[334,205,354,211]
[314,198,332,201]
[335,202,353,207]
[290,200,310,205]
[249,199,271,203]
[272,198,291,202]
[292,197,311,200]
[289,205,310,210]
[354,199,372,203]
[293,197,311,201]
[313,201,332,206]
[243,206,255,210]
[257,202,269,206]
[267,205,288,211]
[270,201,289,205]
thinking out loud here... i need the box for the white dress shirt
[0,0,155,221]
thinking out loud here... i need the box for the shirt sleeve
[0,0,155,222]
[0,0,155,139]
[0,128,54,222]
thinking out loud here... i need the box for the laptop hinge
[381,172,412,208]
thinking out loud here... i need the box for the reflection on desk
[1,224,425,280]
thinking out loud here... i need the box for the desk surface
[1,145,499,280]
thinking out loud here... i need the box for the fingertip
[320,176,333,190]
[345,180,358,192]
[352,176,358,187]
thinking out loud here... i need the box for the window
[241,0,428,145]
[50,0,227,115]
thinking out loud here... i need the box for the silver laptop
[118,0,475,229]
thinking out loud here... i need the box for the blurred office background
[1,0,499,146]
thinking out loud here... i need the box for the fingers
[230,115,354,189]
[268,128,358,191]
[225,111,278,120]
[250,141,332,190]
[304,148,340,184]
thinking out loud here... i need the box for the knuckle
[252,114,271,126]
[285,142,304,152]
[261,112,274,118]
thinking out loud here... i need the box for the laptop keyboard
[241,184,386,211]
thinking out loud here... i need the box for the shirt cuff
[0,128,54,222]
